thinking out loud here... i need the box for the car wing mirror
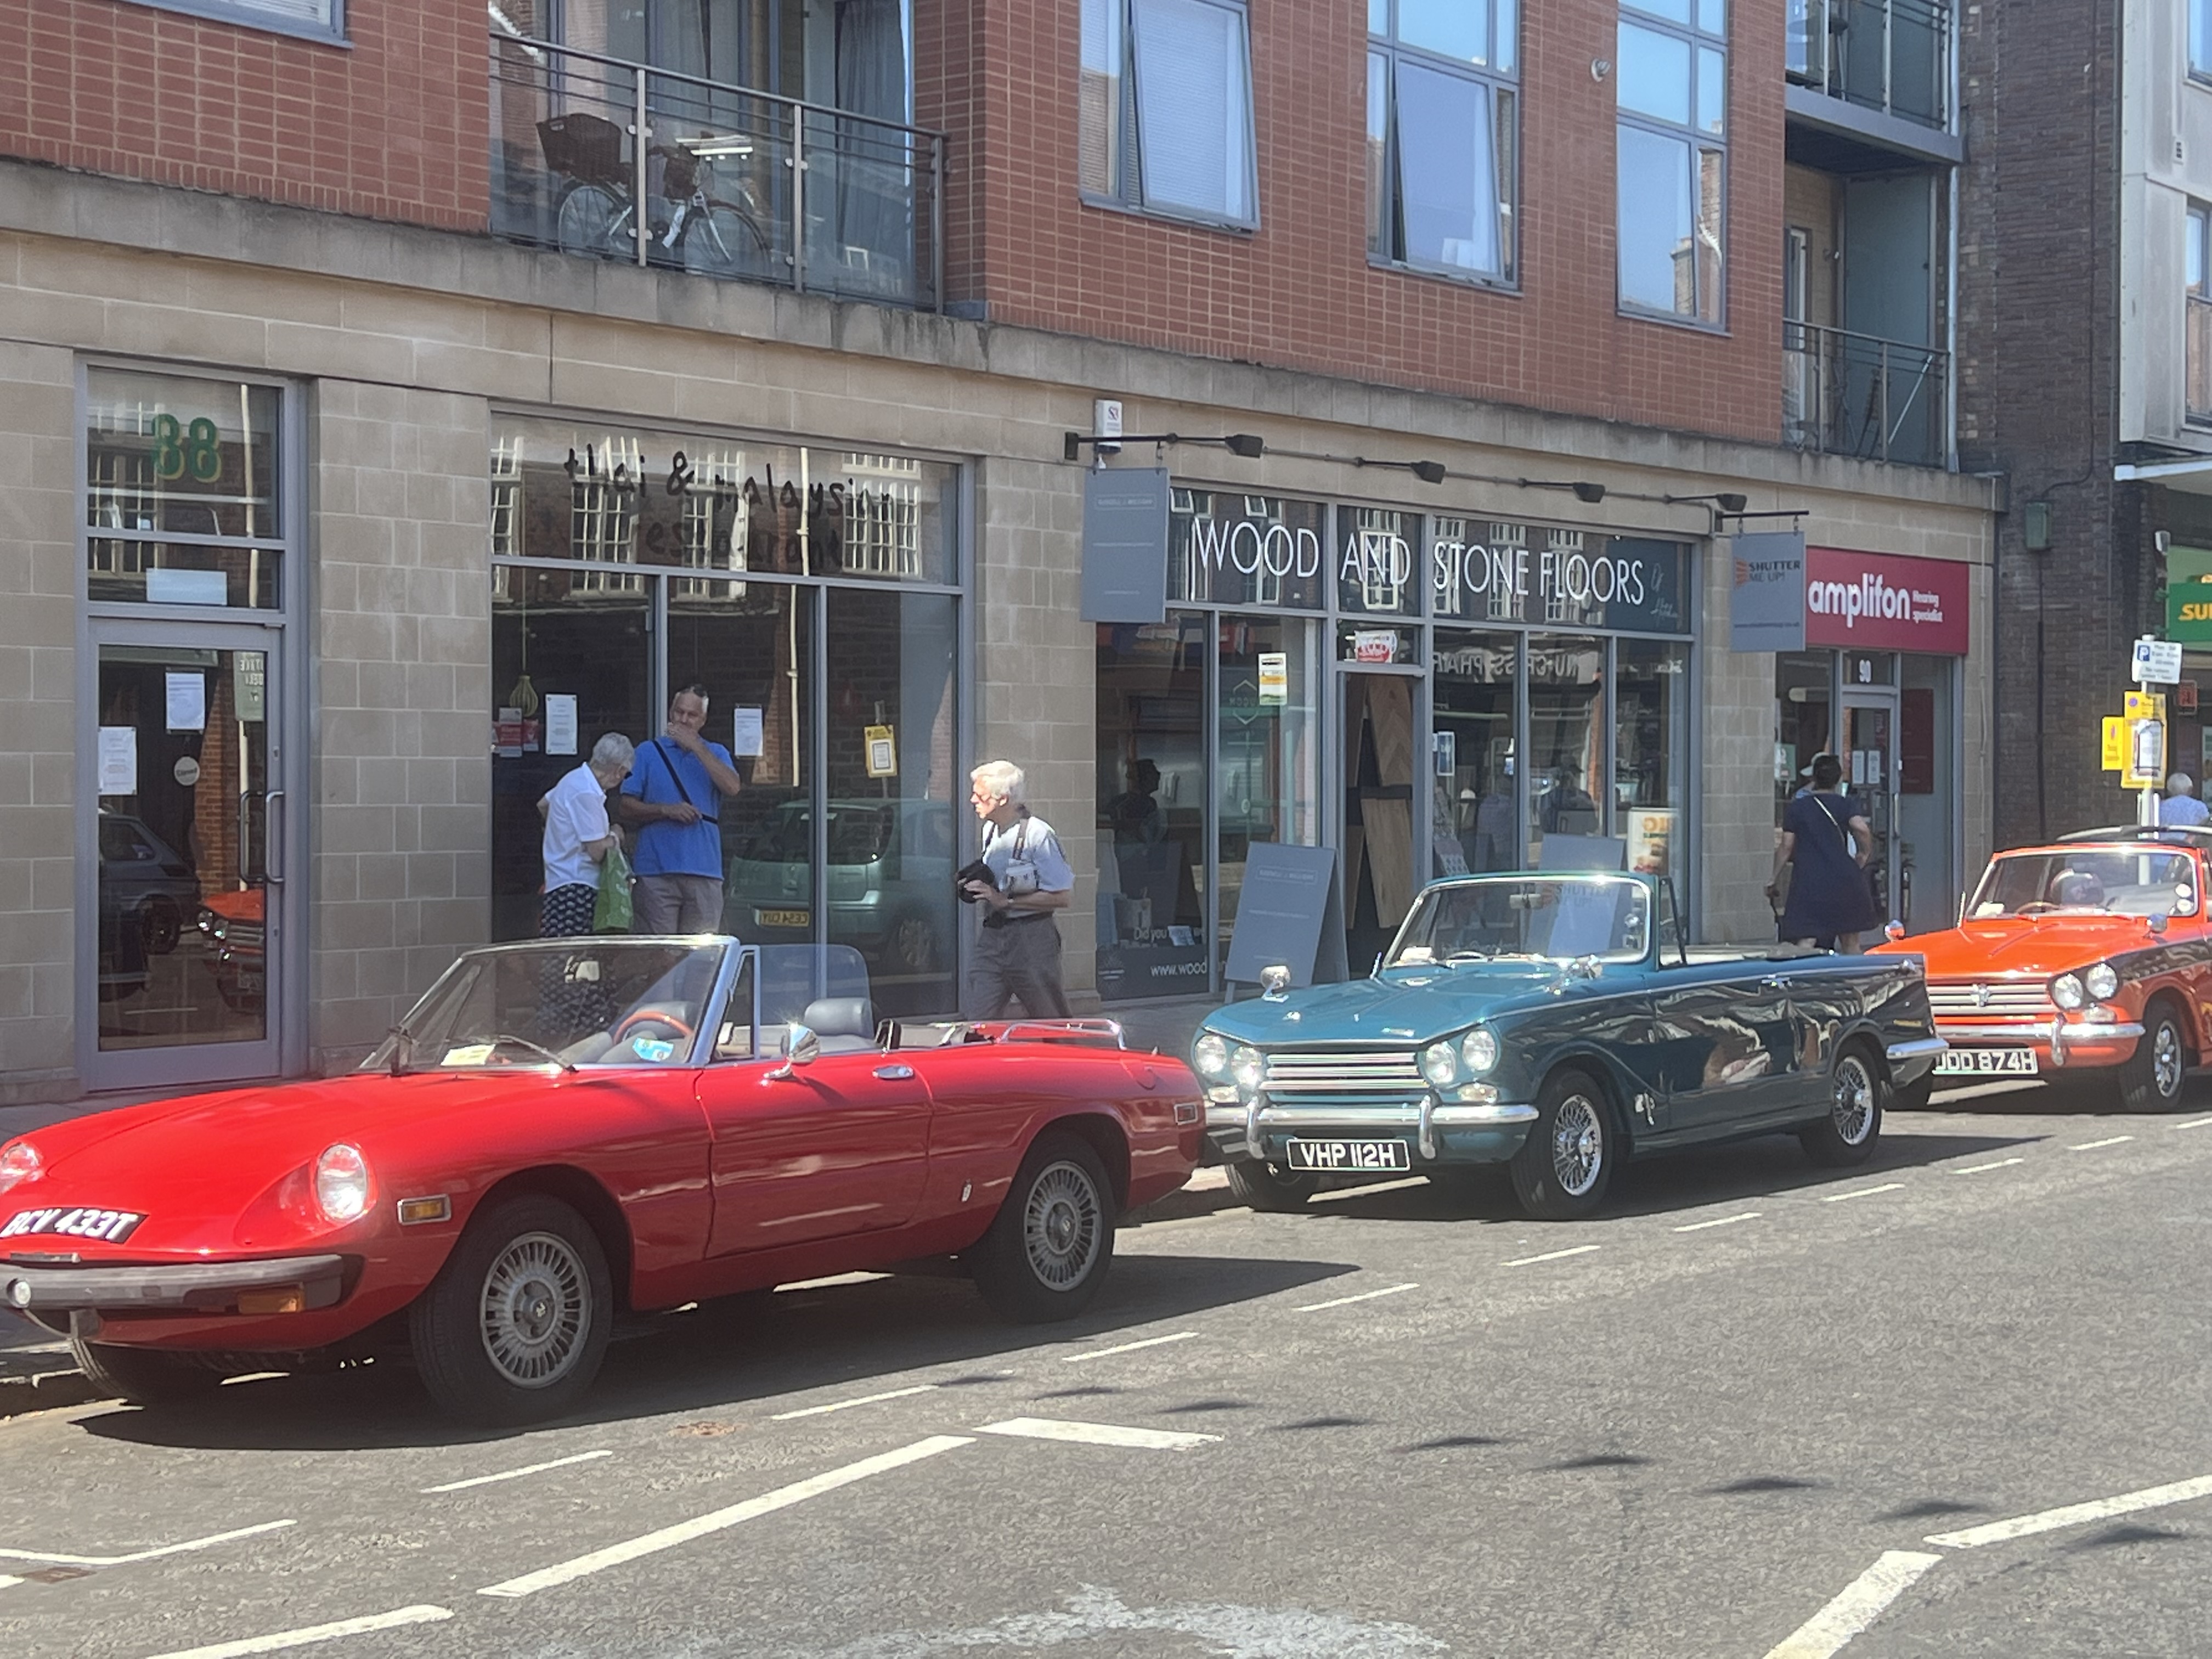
[2150,913,2169,935]
[768,1022,820,1079]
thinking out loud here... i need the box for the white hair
[2169,772,2196,797]
[592,732,636,770]
[970,760,1027,806]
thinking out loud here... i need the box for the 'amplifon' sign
[1804,546,1971,655]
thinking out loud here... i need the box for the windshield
[362,940,731,1071]
[1386,876,1651,968]
[1971,850,2200,919]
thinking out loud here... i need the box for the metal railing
[1782,321,1950,468]
[488,29,945,311]
[1787,0,1951,132]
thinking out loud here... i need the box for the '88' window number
[150,414,224,484]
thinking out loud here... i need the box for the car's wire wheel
[1550,1093,1606,1198]
[2153,1019,2186,1099]
[1832,1051,1878,1147]
[1022,1160,1103,1291]
[478,1230,592,1389]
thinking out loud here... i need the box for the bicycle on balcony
[536,112,774,279]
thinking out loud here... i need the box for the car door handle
[1760,975,1791,991]
[873,1064,915,1081]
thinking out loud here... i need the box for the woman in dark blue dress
[1765,752,1877,950]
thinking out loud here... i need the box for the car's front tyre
[1510,1068,1615,1220]
[970,1133,1115,1323]
[69,1331,224,1407]
[1801,1042,1884,1166]
[2116,999,2189,1113]
[1221,1158,1320,1212]
[410,1195,613,1427]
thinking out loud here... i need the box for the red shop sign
[1804,546,1971,655]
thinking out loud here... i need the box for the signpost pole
[2138,659,2158,827]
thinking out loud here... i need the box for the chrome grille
[1928,981,2054,1020]
[1262,1050,1425,1095]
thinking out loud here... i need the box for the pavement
[0,1076,2207,1656]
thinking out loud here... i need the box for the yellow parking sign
[2103,716,2128,771]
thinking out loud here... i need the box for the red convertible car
[0,940,1201,1425]
[1870,826,2212,1112]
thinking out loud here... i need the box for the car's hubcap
[895,918,932,971]
[479,1231,590,1389]
[1551,1096,1604,1197]
[2154,1022,2185,1097]
[1833,1056,1876,1144]
[1023,1162,1102,1291]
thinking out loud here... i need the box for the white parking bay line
[2068,1135,2135,1152]
[0,1519,296,1567]
[975,1417,1219,1452]
[422,1449,613,1493]
[771,1385,938,1421]
[2171,1115,2212,1130]
[1674,1211,1761,1233]
[1308,1176,1430,1204]
[0,1575,20,1590]
[1821,1183,1905,1204]
[1504,1244,1600,1267]
[1762,1551,1942,1659]
[478,1436,973,1599]
[1926,1472,2212,1550]
[1061,1332,1198,1364]
[1953,1158,2025,1176]
[1295,1282,1419,1312]
[144,1605,453,1659]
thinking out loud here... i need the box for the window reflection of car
[99,812,198,955]
[726,800,955,974]
[194,887,265,1011]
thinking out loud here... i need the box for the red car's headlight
[313,1143,373,1224]
[0,1140,42,1197]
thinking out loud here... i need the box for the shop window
[1434,630,1520,873]
[1339,506,1422,617]
[1365,0,1519,284]
[85,369,283,609]
[1096,616,1210,1000]
[1216,616,1322,969]
[1775,649,1832,827]
[1170,492,1327,610]
[1616,638,1688,882]
[1617,0,1726,325]
[1527,635,1606,868]
[1080,0,1258,229]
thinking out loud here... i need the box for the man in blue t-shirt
[617,685,744,934]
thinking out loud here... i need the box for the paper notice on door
[732,707,765,757]
[98,726,138,796]
[165,672,206,732]
[544,694,578,757]
[1257,651,1288,704]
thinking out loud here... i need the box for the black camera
[954,859,996,904]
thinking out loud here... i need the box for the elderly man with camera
[960,759,1074,1018]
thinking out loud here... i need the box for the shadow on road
[72,1250,1353,1454]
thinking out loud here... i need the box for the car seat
[801,995,878,1054]
[2049,869,2107,909]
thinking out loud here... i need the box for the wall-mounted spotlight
[1268,446,1448,484]
[1063,431,1265,462]
[1663,491,1750,514]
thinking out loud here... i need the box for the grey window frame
[1365,0,1521,289]
[116,0,346,47]
[2190,202,2212,424]
[1615,0,1729,330]
[1079,0,1260,233]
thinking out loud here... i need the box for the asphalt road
[1,1080,2208,1659]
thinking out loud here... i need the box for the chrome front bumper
[1933,1020,2145,1068]
[1205,1093,1538,1163]
[0,1253,348,1314]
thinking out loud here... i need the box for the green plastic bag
[593,840,635,933]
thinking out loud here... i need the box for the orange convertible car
[1870,826,2212,1112]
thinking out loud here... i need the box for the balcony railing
[1787,0,1950,132]
[489,30,945,311]
[1783,322,1950,468]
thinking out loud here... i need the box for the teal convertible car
[1193,872,1942,1220]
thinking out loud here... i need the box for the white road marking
[1674,1211,1761,1233]
[1926,1472,2212,1550]
[2171,1115,2212,1130]
[771,1385,938,1420]
[1060,1332,1198,1364]
[477,1436,973,1599]
[1137,1208,1254,1231]
[1295,1282,1419,1312]
[1309,1176,1430,1204]
[1503,1244,1600,1267]
[2068,1135,2134,1151]
[776,1271,892,1292]
[0,1575,19,1590]
[974,1417,1219,1452]
[1762,1551,1942,1659]
[0,1518,296,1567]
[1952,1158,2025,1176]
[143,1605,453,1659]
[421,1450,614,1493]
[1820,1182,1905,1204]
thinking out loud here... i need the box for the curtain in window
[1133,0,1254,223]
[1394,60,1498,275]
[827,0,913,291]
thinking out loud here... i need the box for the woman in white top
[540,732,635,937]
